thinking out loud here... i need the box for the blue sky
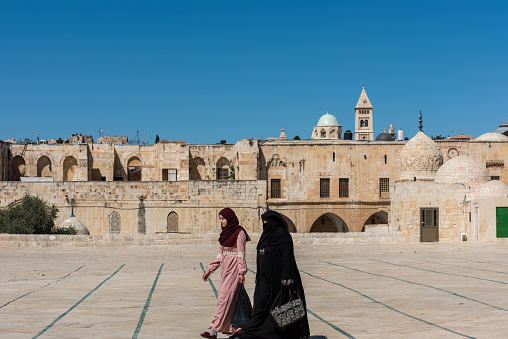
[1,1,507,144]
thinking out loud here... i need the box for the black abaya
[242,211,310,339]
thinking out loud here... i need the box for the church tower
[354,85,374,141]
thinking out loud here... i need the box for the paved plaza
[1,242,508,338]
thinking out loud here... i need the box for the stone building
[1,88,508,242]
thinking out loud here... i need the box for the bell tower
[354,85,374,141]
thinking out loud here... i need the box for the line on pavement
[0,265,85,309]
[200,263,218,298]
[371,259,508,286]
[423,259,508,275]
[132,263,164,339]
[299,269,476,339]
[321,260,508,312]
[247,268,355,338]
[32,264,125,339]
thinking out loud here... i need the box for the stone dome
[375,132,395,141]
[435,156,491,185]
[317,113,339,126]
[474,180,508,197]
[60,215,90,235]
[472,132,508,142]
[493,123,508,134]
[399,132,443,180]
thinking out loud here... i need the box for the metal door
[496,207,508,238]
[420,208,439,242]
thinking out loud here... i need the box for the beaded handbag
[270,285,305,327]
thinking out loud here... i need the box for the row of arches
[278,211,388,233]
[360,119,369,128]
[11,155,78,181]
[190,156,230,180]
[108,211,179,233]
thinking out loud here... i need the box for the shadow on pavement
[311,336,328,339]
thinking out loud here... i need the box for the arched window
[11,156,26,181]
[365,120,368,127]
[190,157,205,180]
[216,157,230,180]
[63,156,78,181]
[360,120,364,127]
[109,211,121,233]
[37,156,52,177]
[167,212,178,233]
[320,129,326,138]
[127,157,142,181]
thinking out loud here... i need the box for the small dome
[61,215,90,235]
[475,180,508,197]
[435,156,491,185]
[493,123,508,134]
[399,132,443,180]
[376,132,395,141]
[317,113,339,126]
[472,132,508,142]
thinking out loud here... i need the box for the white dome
[61,215,90,235]
[474,180,508,197]
[399,132,443,180]
[472,132,508,142]
[317,113,339,126]
[435,156,490,185]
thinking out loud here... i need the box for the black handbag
[231,284,252,328]
[270,285,306,327]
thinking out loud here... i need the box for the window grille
[491,176,500,180]
[271,179,281,198]
[379,178,390,198]
[339,178,349,198]
[320,178,330,198]
[218,168,229,180]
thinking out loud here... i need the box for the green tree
[293,135,301,140]
[155,134,160,143]
[0,194,61,234]
[225,165,235,180]
[431,135,446,140]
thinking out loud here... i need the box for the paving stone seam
[32,264,125,339]
[299,268,476,339]
[321,260,508,313]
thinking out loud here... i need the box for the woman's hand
[202,270,212,282]
[237,274,245,284]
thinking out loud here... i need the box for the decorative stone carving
[167,211,178,233]
[268,154,287,168]
[109,211,121,233]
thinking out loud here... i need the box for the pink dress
[207,230,247,334]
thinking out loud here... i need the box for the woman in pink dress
[201,208,250,339]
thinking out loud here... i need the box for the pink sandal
[200,331,217,338]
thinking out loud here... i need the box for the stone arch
[167,211,178,233]
[190,156,206,180]
[275,212,297,233]
[11,155,26,181]
[361,211,388,232]
[310,212,349,232]
[63,156,78,181]
[360,120,364,127]
[216,157,230,180]
[127,156,142,181]
[37,155,52,177]
[109,211,121,233]
[320,129,326,138]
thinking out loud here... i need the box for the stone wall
[0,180,266,236]
[390,182,466,242]
[0,141,7,181]
[468,140,508,181]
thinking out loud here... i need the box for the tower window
[365,120,368,127]
[380,178,389,198]
[360,120,364,127]
[271,179,281,198]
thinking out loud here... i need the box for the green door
[496,207,508,238]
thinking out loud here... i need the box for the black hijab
[257,210,293,249]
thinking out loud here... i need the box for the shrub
[0,194,60,234]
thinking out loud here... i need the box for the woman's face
[219,214,228,227]
[262,220,268,224]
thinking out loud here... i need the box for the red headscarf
[218,208,251,247]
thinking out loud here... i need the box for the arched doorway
[190,157,205,180]
[361,211,389,232]
[127,157,142,181]
[216,157,230,180]
[278,212,297,233]
[63,156,78,181]
[310,213,348,232]
[167,212,178,233]
[37,156,52,177]
[11,156,26,181]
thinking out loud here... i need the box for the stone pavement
[1,242,507,338]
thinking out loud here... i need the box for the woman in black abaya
[239,210,310,339]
